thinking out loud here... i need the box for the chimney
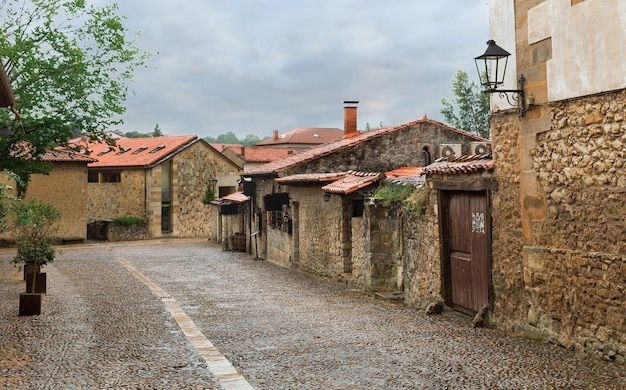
[273,129,279,140]
[343,100,359,137]
[241,146,245,156]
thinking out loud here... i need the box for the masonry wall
[488,0,626,362]
[364,204,403,292]
[402,183,443,309]
[281,122,482,176]
[289,187,345,281]
[172,142,227,238]
[0,162,90,241]
[87,169,146,222]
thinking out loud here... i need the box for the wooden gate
[440,190,491,315]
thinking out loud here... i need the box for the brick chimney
[343,100,359,137]
[273,129,279,141]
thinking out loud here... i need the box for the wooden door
[441,191,491,315]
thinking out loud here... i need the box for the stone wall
[106,221,148,242]
[25,162,89,241]
[0,162,90,241]
[489,112,528,330]
[403,183,444,309]
[87,169,146,221]
[350,216,366,289]
[491,89,626,361]
[87,141,241,240]
[364,204,402,291]
[281,121,484,176]
[289,187,345,281]
[526,90,625,361]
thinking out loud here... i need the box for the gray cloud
[115,1,489,138]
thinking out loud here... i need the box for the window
[352,199,364,217]
[87,171,99,183]
[116,147,131,155]
[149,145,165,153]
[97,148,112,156]
[132,146,148,154]
[101,171,121,183]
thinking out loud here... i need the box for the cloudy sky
[115,1,490,139]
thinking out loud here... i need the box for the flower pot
[23,265,41,281]
[25,272,46,294]
[19,293,42,316]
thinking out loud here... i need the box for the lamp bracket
[485,74,527,117]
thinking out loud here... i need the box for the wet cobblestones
[1,239,626,389]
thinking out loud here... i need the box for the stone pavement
[1,239,626,389]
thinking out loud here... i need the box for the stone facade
[486,0,626,361]
[248,118,486,283]
[0,162,90,241]
[402,183,443,309]
[87,141,240,239]
[88,170,146,221]
[491,90,626,361]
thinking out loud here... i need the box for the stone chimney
[343,100,359,137]
[273,129,279,141]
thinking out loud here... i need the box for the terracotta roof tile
[321,171,382,195]
[385,167,426,187]
[41,149,98,163]
[256,127,343,146]
[275,172,348,184]
[244,117,487,176]
[221,191,250,203]
[423,154,495,175]
[74,135,199,168]
[225,145,300,163]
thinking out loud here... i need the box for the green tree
[215,131,240,144]
[0,0,150,195]
[152,123,163,137]
[440,70,490,138]
[242,133,261,146]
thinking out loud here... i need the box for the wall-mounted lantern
[323,192,331,202]
[209,176,218,194]
[475,39,528,117]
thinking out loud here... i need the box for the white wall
[488,0,517,111]
[528,0,626,101]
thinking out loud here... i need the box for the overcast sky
[114,1,490,139]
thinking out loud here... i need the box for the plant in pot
[11,198,61,316]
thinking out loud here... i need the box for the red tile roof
[41,149,98,163]
[385,167,426,187]
[221,191,250,203]
[321,171,382,195]
[244,116,487,176]
[210,143,243,152]
[275,172,348,184]
[75,135,200,169]
[422,154,495,175]
[256,127,344,146]
[225,145,300,163]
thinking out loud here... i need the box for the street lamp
[475,39,527,117]
[209,176,218,194]
[323,192,331,202]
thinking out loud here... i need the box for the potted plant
[11,198,61,316]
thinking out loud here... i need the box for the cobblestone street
[1,239,625,389]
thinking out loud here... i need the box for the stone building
[0,150,97,242]
[485,0,625,361]
[80,135,240,240]
[244,102,488,286]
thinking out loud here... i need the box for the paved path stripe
[119,258,255,390]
